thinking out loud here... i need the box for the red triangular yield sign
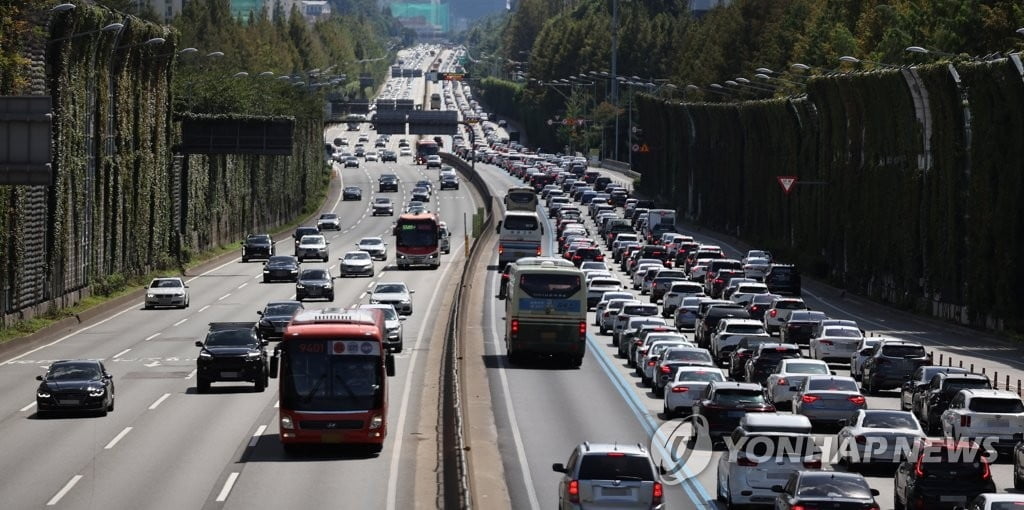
[777,176,797,194]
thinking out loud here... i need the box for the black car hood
[41,378,102,391]
[203,346,259,356]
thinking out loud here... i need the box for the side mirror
[770,485,785,493]
[194,341,204,347]
[871,489,880,497]
[260,340,269,346]
[257,310,264,316]
[410,290,416,294]
[831,370,837,376]
[495,221,502,234]
[385,354,396,377]
[551,463,566,473]
[104,373,113,379]
[36,375,43,381]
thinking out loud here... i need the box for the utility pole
[611,0,619,161]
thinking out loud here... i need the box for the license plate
[220,371,239,378]
[940,496,966,503]
[58,399,80,405]
[600,487,629,496]
[321,431,346,443]
[541,332,556,341]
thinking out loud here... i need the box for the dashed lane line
[46,475,83,506]
[104,427,132,449]
[173,318,188,327]
[215,472,240,503]
[112,348,131,359]
[145,333,160,341]
[248,425,267,448]
[149,393,171,410]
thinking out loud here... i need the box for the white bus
[496,210,544,268]
[502,260,588,367]
[504,186,539,212]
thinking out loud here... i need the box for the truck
[645,209,677,242]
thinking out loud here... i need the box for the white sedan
[809,326,864,362]
[765,358,832,410]
[663,366,725,418]
[144,277,189,309]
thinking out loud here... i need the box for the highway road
[0,47,478,510]
[465,152,1024,510]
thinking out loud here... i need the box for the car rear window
[577,454,654,481]
[676,370,725,383]
[795,475,871,499]
[942,379,991,393]
[725,324,766,334]
[518,274,582,299]
[775,301,805,309]
[823,327,862,338]
[915,454,987,479]
[862,411,919,429]
[806,379,859,392]
[623,305,659,316]
[968,397,1024,413]
[666,350,713,363]
[881,345,927,358]
[785,362,829,374]
[503,215,539,230]
[713,389,767,406]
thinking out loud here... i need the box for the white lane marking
[144,360,161,368]
[185,368,197,379]
[218,293,230,301]
[2,304,136,365]
[486,270,541,510]
[145,332,161,341]
[366,282,375,288]
[198,305,210,313]
[248,425,267,447]
[274,400,279,408]
[104,427,133,449]
[173,318,188,327]
[47,475,83,506]
[253,274,261,280]
[237,282,248,290]
[215,472,240,502]
[385,245,463,510]
[359,292,366,300]
[112,348,131,359]
[149,393,171,410]
[289,294,297,300]
[20,402,36,412]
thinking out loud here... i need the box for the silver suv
[552,442,664,510]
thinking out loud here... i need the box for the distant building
[385,1,450,37]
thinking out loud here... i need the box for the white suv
[552,442,664,510]
[716,429,822,507]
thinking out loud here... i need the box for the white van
[439,221,451,254]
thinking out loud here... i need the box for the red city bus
[415,139,439,164]
[269,308,396,452]
[393,212,441,269]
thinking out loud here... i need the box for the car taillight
[671,386,689,393]
[573,255,581,260]
[801,394,819,404]
[501,274,509,281]
[660,365,672,374]
[737,456,758,467]
[715,278,723,284]
[849,395,866,406]
[647,360,656,367]
[854,435,867,444]
[914,455,925,477]
[510,319,519,337]
[803,459,822,469]
[652,482,663,504]
[498,244,504,255]
[981,458,991,479]
[777,377,787,386]
[568,480,579,503]
[750,305,760,311]
[769,309,778,318]
[791,506,806,510]
[596,255,604,261]
[535,246,542,256]
[961,415,972,427]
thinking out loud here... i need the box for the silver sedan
[792,374,867,428]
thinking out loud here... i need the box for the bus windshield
[397,221,438,247]
[416,141,439,157]
[281,343,382,412]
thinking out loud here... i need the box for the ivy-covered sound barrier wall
[636,59,1024,332]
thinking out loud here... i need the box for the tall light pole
[610,0,620,161]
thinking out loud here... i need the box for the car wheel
[254,373,266,392]
[196,378,210,394]
[327,292,335,301]
[369,269,375,277]
[263,277,270,283]
[144,304,152,310]
[599,326,607,334]
[107,398,114,412]
[1015,461,1024,490]
[393,342,403,354]
[242,257,249,263]
[296,293,305,301]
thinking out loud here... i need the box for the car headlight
[263,269,269,273]
[146,293,155,298]
[246,351,262,358]
[37,390,51,399]
[290,269,298,273]
[369,414,383,430]
[400,298,411,304]
[88,387,105,397]
[324,282,333,289]
[281,415,295,430]
[369,299,379,304]
[199,351,213,359]
[296,283,305,289]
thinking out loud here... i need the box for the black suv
[894,440,995,510]
[241,233,274,262]
[292,226,320,253]
[764,263,801,296]
[916,372,992,433]
[378,174,399,192]
[381,149,397,162]
[256,300,303,341]
[195,323,269,393]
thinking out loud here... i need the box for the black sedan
[772,471,879,510]
[342,186,363,201]
[36,360,115,416]
[296,268,335,301]
[381,149,397,162]
[262,255,300,283]
[256,300,303,341]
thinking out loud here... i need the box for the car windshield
[806,378,859,392]
[375,198,390,204]
[345,252,370,261]
[247,236,270,243]
[675,370,724,383]
[785,362,829,374]
[48,362,102,381]
[577,455,654,481]
[320,214,337,220]
[795,476,872,499]
[301,270,328,280]
[882,344,927,357]
[267,256,294,265]
[968,397,1024,413]
[862,411,919,429]
[364,306,398,320]
[264,303,301,316]
[300,236,324,245]
[360,239,383,246]
[714,389,766,406]
[205,329,255,347]
[280,344,382,412]
[375,284,407,294]
[151,279,182,288]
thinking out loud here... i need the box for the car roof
[576,442,649,456]
[710,381,762,391]
[740,413,811,428]
[958,388,1019,399]
[720,318,764,326]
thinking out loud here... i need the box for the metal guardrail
[439,152,494,509]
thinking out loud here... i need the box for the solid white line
[237,282,248,290]
[20,402,36,412]
[218,293,230,301]
[2,304,137,365]
[185,368,197,380]
[46,475,83,506]
[248,425,267,447]
[274,400,280,408]
[198,305,210,313]
[149,393,171,410]
[215,472,240,502]
[145,332,161,341]
[385,247,462,510]
[486,270,541,510]
[104,427,132,449]
[112,348,131,359]
[173,318,188,327]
